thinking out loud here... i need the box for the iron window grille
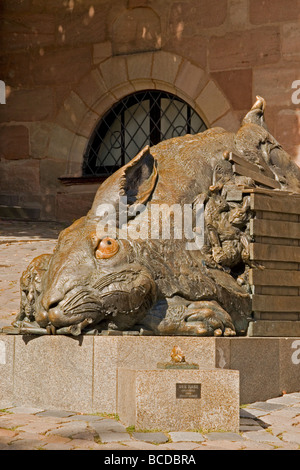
[83,90,207,177]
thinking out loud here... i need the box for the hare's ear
[90,146,158,224]
[120,145,158,207]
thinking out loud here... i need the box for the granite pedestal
[0,335,299,417]
[117,368,240,432]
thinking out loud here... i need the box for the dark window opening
[83,90,207,177]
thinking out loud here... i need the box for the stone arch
[50,51,236,177]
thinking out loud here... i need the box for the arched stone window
[83,90,207,177]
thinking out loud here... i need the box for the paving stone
[267,407,300,419]
[242,430,283,444]
[46,421,89,438]
[159,441,202,450]
[68,439,102,450]
[0,428,18,439]
[205,432,245,441]
[280,432,300,445]
[6,406,45,415]
[40,441,76,450]
[97,432,132,443]
[199,440,245,450]
[35,410,76,418]
[17,417,68,435]
[240,408,269,418]
[247,402,286,412]
[5,436,45,450]
[67,414,106,422]
[267,396,300,406]
[169,431,205,442]
[124,440,167,450]
[132,432,169,444]
[240,425,263,432]
[90,418,127,434]
[240,417,262,426]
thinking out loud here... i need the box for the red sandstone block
[0,125,29,159]
[275,109,300,158]
[164,35,208,70]
[56,6,108,46]
[282,23,300,59]
[0,13,55,52]
[211,69,252,110]
[29,47,92,86]
[0,87,54,122]
[169,0,227,32]
[208,27,280,71]
[0,159,40,194]
[56,192,96,223]
[249,0,300,24]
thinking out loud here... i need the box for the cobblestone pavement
[0,221,299,451]
[0,393,299,450]
[0,220,65,329]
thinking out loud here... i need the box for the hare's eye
[95,237,119,259]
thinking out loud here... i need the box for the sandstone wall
[0,0,299,222]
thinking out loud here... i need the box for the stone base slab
[0,335,299,416]
[248,320,300,337]
[118,368,239,432]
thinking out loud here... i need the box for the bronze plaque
[176,383,201,399]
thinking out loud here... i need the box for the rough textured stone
[117,368,240,432]
[164,35,208,70]
[151,51,182,86]
[133,432,169,443]
[231,338,285,404]
[13,335,94,413]
[249,0,300,24]
[175,61,206,99]
[169,0,227,31]
[196,80,230,124]
[1,335,299,417]
[29,47,92,86]
[211,69,252,110]
[0,336,15,408]
[253,66,300,107]
[127,53,153,82]
[112,7,161,55]
[93,41,112,65]
[56,6,108,47]
[55,192,96,223]
[74,69,108,108]
[169,431,205,442]
[96,432,132,443]
[0,87,54,122]
[0,159,40,195]
[100,56,128,91]
[205,432,245,441]
[242,429,282,444]
[93,337,119,414]
[209,27,281,71]
[0,125,29,159]
[56,92,90,134]
[0,13,55,52]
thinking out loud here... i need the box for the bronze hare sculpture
[14,97,300,336]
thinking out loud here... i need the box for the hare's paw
[182,300,236,336]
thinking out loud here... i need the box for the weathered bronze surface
[11,97,300,337]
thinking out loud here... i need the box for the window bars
[83,90,207,177]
